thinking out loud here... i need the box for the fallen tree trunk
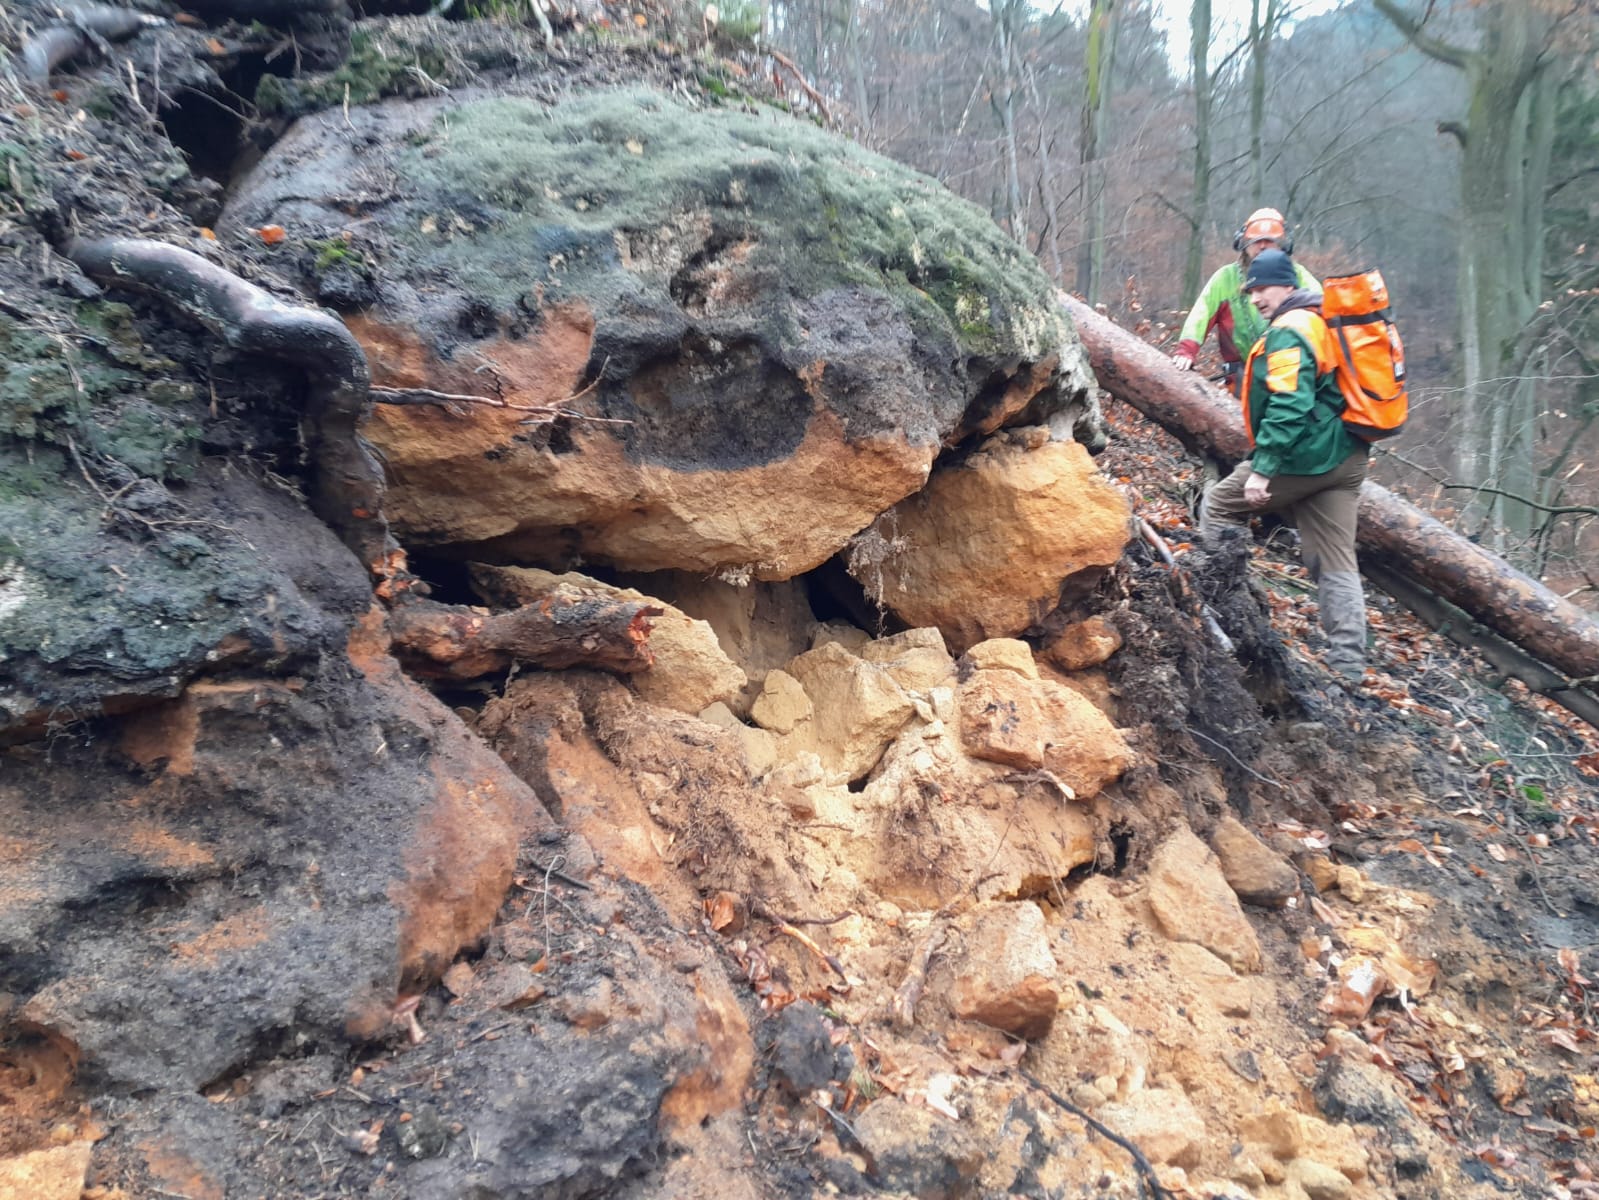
[388,596,661,681]
[1062,295,1599,717]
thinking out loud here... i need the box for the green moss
[311,237,366,271]
[255,27,454,116]
[390,88,1071,362]
[0,311,201,483]
[0,142,36,197]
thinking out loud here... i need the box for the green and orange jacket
[1239,291,1363,478]
[1176,259,1321,364]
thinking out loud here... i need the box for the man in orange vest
[1200,249,1371,684]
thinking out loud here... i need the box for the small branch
[521,859,590,891]
[1020,1068,1173,1200]
[1371,0,1472,69]
[1186,726,1284,790]
[369,385,630,426]
[892,920,947,1030]
[766,49,831,123]
[750,899,848,982]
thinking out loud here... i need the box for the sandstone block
[1040,614,1123,670]
[0,1142,93,1200]
[1097,1088,1206,1167]
[859,436,1130,653]
[784,642,915,783]
[962,637,1040,679]
[1210,816,1301,907]
[1036,679,1134,799]
[958,673,1045,769]
[1289,1159,1353,1200]
[1148,827,1263,973]
[750,668,813,734]
[949,901,1060,1039]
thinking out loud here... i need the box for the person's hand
[1170,352,1195,371]
[1243,472,1272,506]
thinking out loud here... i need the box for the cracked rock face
[223,85,1102,579]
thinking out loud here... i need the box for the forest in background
[739,0,1598,595]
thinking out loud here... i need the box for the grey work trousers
[1200,447,1371,677]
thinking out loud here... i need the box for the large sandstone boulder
[856,430,1131,652]
[223,85,1102,580]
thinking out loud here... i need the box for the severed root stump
[388,595,661,681]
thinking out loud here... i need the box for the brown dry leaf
[704,891,742,934]
[1485,842,1508,862]
[632,12,647,23]
[1544,1028,1587,1054]
[198,227,217,240]
[257,224,287,246]
[64,149,87,161]
[1560,948,1583,978]
[205,37,226,55]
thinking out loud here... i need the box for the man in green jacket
[1200,248,1370,684]
[1171,208,1319,395]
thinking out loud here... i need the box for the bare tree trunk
[1247,0,1280,205]
[1183,0,1213,301]
[1027,63,1065,281]
[1374,0,1564,547]
[843,0,872,141]
[989,0,1027,241]
[1077,0,1116,301]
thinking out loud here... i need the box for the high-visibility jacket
[1239,294,1364,478]
[1176,260,1321,364]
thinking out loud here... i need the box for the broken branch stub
[387,595,660,680]
[20,5,154,84]
[64,237,397,576]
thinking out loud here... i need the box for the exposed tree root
[20,4,154,84]
[64,237,399,577]
[387,594,661,680]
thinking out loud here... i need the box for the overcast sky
[1054,0,1351,76]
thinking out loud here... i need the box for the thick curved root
[66,236,400,578]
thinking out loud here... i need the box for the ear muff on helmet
[1233,207,1293,254]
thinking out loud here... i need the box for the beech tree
[1372,0,1587,546]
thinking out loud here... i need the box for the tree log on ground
[1062,295,1599,721]
[388,595,661,681]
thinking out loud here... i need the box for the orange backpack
[1321,268,1408,440]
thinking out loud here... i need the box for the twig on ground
[1137,517,1235,653]
[1186,725,1283,790]
[1020,1068,1172,1200]
[892,919,947,1030]
[750,899,848,982]
[521,858,591,891]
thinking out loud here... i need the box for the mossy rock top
[227,83,1094,442]
[224,81,1100,575]
[388,87,1070,356]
